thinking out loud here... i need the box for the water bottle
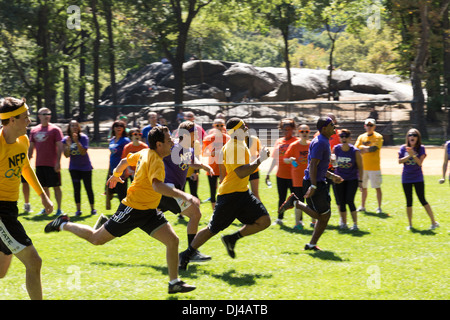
[291,160,298,168]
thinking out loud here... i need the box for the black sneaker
[44,215,70,233]
[168,280,196,294]
[189,250,212,262]
[221,234,236,259]
[278,193,299,214]
[178,250,191,271]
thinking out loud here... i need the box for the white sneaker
[430,222,440,230]
[273,219,284,226]
[356,206,366,212]
[23,203,33,214]
[376,207,382,214]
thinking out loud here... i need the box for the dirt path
[52,146,446,176]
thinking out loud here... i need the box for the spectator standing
[266,119,299,226]
[29,108,64,216]
[121,128,149,181]
[280,124,311,229]
[354,118,384,214]
[142,112,161,145]
[333,129,363,230]
[398,129,439,230]
[439,140,450,185]
[62,120,96,217]
[106,120,130,209]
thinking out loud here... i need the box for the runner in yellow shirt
[178,117,271,271]
[354,118,384,214]
[45,126,196,294]
[0,97,53,300]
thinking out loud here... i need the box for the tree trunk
[410,2,429,139]
[103,0,118,119]
[78,29,87,122]
[282,28,292,101]
[91,0,101,142]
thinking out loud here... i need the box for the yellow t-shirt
[247,135,261,173]
[218,139,250,195]
[0,129,44,201]
[354,131,384,171]
[122,149,165,210]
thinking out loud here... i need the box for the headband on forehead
[317,117,333,131]
[227,119,245,135]
[0,103,29,120]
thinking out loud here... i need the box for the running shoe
[278,193,299,214]
[189,250,212,262]
[75,210,82,217]
[376,207,382,214]
[55,209,63,216]
[178,250,191,271]
[23,203,33,214]
[356,206,366,213]
[221,234,236,258]
[430,222,440,230]
[304,243,322,251]
[44,215,70,233]
[168,280,196,294]
[293,222,304,230]
[91,209,98,215]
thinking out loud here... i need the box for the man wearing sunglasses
[354,118,384,214]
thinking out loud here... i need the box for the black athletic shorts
[104,203,168,237]
[303,179,331,215]
[36,166,61,188]
[158,195,182,214]
[208,190,269,234]
[249,171,259,181]
[0,201,33,255]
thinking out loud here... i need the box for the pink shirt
[30,123,63,167]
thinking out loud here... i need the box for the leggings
[70,170,95,205]
[402,181,428,207]
[334,179,358,212]
[207,175,219,203]
[277,177,293,219]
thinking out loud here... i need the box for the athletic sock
[187,234,196,247]
[169,278,180,285]
[60,222,67,231]
[228,230,243,244]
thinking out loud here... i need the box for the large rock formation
[100,59,413,107]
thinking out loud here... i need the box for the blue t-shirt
[109,136,131,170]
[304,134,331,182]
[398,144,426,183]
[142,124,162,145]
[334,144,359,181]
[62,134,93,171]
[163,142,194,189]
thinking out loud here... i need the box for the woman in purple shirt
[63,120,96,216]
[439,140,450,185]
[398,129,439,230]
[333,129,363,231]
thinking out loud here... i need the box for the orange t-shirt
[272,136,299,179]
[202,131,230,176]
[284,140,310,187]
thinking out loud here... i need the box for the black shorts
[36,166,61,188]
[104,203,168,237]
[292,186,306,201]
[158,195,182,214]
[303,179,331,215]
[208,190,269,234]
[0,201,33,255]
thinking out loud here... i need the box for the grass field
[1,169,448,300]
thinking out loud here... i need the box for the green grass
[1,170,449,300]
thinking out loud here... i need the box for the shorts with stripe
[104,203,168,238]
[302,179,331,215]
[0,201,33,255]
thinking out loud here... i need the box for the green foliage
[1,170,448,300]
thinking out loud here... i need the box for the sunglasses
[408,133,418,137]
[299,130,310,134]
[340,134,350,138]
[132,132,142,136]
[366,124,374,127]
[40,113,51,116]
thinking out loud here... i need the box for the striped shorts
[0,201,33,255]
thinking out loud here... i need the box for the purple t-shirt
[334,144,359,181]
[62,133,93,171]
[163,142,194,189]
[399,144,426,183]
[304,134,331,182]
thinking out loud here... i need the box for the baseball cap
[365,118,376,125]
